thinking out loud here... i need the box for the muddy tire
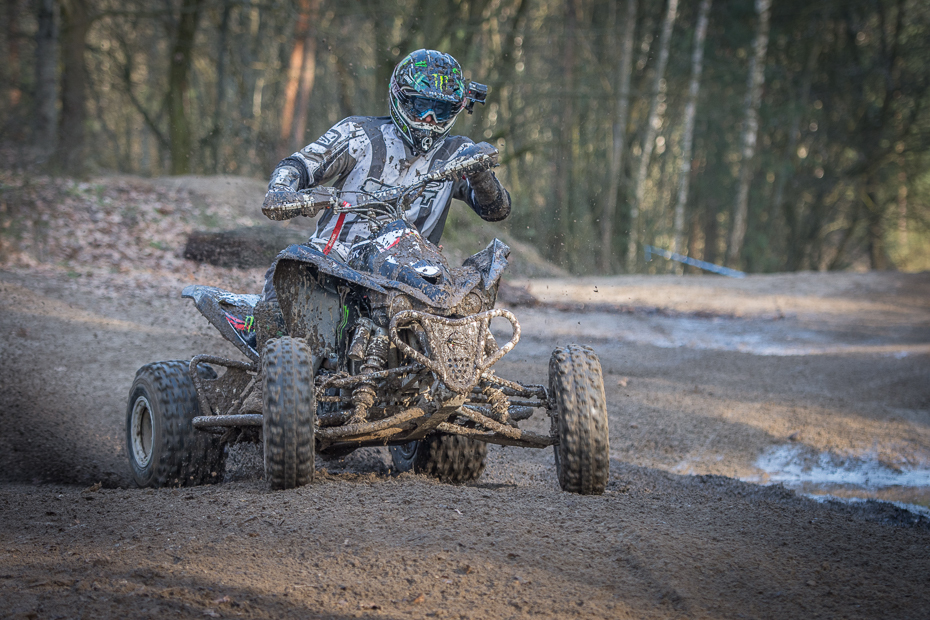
[263,337,316,490]
[390,435,487,483]
[549,345,609,495]
[126,361,226,488]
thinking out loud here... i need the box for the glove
[457,142,500,178]
[261,187,336,221]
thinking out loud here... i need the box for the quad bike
[126,151,609,494]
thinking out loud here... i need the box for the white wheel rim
[131,396,154,467]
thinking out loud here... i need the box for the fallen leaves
[0,171,266,298]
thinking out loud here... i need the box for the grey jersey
[269,116,508,255]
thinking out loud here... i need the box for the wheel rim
[396,441,418,461]
[130,396,154,467]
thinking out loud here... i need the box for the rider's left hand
[457,141,500,174]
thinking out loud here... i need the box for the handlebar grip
[426,153,497,184]
[261,190,337,221]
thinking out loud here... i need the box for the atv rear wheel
[263,337,316,490]
[549,344,609,495]
[390,435,487,483]
[126,361,226,488]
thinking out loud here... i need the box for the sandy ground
[1,269,929,619]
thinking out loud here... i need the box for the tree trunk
[364,0,429,94]
[599,0,637,274]
[686,205,703,274]
[896,177,908,253]
[167,0,204,175]
[551,0,577,266]
[292,0,321,150]
[7,0,22,111]
[210,0,232,173]
[827,200,862,271]
[234,5,259,174]
[671,0,711,274]
[703,197,720,267]
[57,0,90,175]
[726,0,771,268]
[492,0,529,89]
[333,51,355,120]
[34,0,59,160]
[627,0,678,272]
[775,37,820,271]
[863,187,889,270]
[442,0,494,69]
[279,0,313,154]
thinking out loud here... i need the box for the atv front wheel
[126,361,226,488]
[390,435,487,483]
[263,337,316,490]
[549,344,609,495]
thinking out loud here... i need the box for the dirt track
[1,268,929,619]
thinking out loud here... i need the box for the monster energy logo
[338,305,349,340]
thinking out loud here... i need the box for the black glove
[261,187,337,221]
[457,141,500,178]
[459,142,510,221]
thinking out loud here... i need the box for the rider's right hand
[261,188,335,221]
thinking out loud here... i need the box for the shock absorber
[349,327,390,424]
[347,317,375,361]
[482,385,511,424]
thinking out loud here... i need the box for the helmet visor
[402,95,460,123]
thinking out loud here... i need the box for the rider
[260,49,511,305]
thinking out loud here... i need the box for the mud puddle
[751,444,930,509]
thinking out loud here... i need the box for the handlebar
[421,150,498,185]
[261,186,339,221]
[261,151,498,223]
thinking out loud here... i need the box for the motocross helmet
[389,49,467,153]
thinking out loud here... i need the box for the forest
[2,0,929,274]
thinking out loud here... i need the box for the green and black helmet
[389,49,467,153]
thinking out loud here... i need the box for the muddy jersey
[269,116,508,255]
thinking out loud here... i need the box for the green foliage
[2,0,929,273]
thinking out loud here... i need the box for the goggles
[400,94,461,123]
